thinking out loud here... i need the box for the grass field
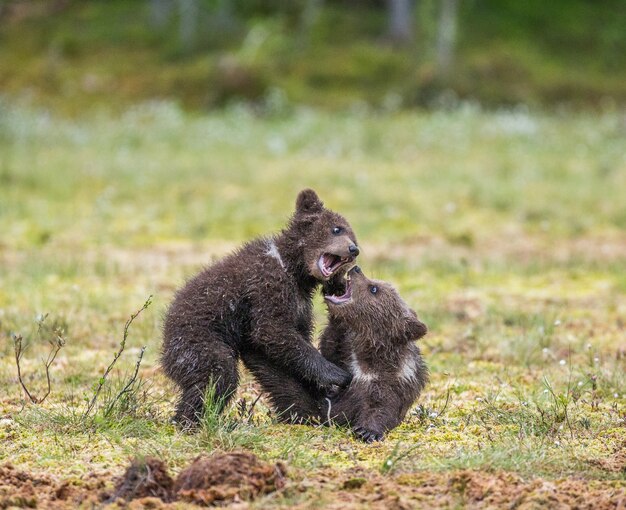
[1,99,625,508]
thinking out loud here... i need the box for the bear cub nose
[349,244,360,256]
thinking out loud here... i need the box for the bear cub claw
[353,426,384,443]
[318,361,352,389]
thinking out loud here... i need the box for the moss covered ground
[0,100,625,507]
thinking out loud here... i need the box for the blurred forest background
[1,0,626,114]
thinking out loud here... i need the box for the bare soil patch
[0,463,105,509]
[299,467,626,510]
[446,470,626,510]
[2,458,624,509]
[591,440,626,475]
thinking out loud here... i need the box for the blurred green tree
[387,0,414,45]
[435,0,458,80]
[149,0,173,29]
[178,0,199,51]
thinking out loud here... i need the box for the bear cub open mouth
[323,273,352,305]
[318,253,354,278]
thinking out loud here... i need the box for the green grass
[0,99,625,506]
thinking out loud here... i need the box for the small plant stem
[104,345,146,417]
[83,296,152,419]
[13,334,36,404]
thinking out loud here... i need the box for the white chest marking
[350,352,378,383]
[397,354,418,382]
[266,241,285,270]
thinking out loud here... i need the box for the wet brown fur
[248,267,428,441]
[161,189,359,427]
[320,267,428,441]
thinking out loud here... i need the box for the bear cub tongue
[320,253,353,277]
[322,253,342,272]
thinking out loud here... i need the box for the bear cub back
[320,266,428,442]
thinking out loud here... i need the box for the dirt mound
[109,451,287,506]
[0,463,105,509]
[111,457,174,503]
[174,452,286,505]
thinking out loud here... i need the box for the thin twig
[39,336,64,403]
[83,295,152,419]
[564,349,574,439]
[13,327,65,405]
[104,345,146,417]
[244,393,262,424]
[13,334,36,404]
[436,386,452,418]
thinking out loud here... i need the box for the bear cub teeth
[318,253,353,278]
[323,273,352,305]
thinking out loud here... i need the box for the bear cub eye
[369,285,378,295]
[332,226,343,235]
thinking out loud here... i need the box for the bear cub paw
[318,361,352,390]
[353,426,384,443]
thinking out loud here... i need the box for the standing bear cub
[320,266,429,442]
[161,189,359,427]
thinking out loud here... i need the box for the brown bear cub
[161,189,359,427]
[319,266,428,442]
[245,266,428,442]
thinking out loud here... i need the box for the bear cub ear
[296,189,324,215]
[404,310,428,340]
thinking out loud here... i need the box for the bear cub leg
[173,368,239,427]
[166,341,240,428]
[241,349,325,423]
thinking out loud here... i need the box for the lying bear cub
[320,266,429,442]
[245,266,428,442]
